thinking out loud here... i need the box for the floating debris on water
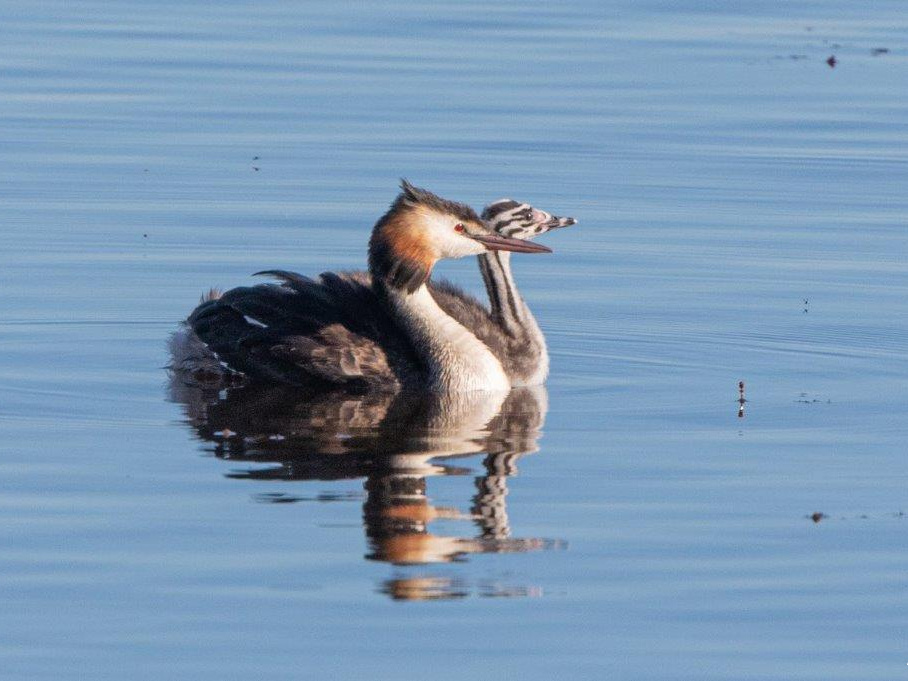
[796,393,831,404]
[807,511,904,522]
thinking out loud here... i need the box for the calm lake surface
[2,1,907,679]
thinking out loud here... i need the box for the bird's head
[369,180,551,293]
[481,198,576,240]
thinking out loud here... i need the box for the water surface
[1,1,907,679]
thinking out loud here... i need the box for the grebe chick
[170,181,552,392]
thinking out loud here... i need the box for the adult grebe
[170,181,553,392]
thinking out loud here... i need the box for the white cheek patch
[424,210,485,258]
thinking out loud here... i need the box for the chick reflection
[169,378,558,570]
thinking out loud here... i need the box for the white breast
[393,287,511,393]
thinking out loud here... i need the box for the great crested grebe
[170,181,561,392]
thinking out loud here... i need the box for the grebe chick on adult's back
[459,198,575,386]
[170,181,554,392]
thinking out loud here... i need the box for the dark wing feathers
[269,325,396,387]
[187,271,419,388]
[252,269,317,287]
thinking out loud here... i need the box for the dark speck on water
[254,491,363,504]
[2,1,907,679]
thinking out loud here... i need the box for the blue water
[2,1,907,679]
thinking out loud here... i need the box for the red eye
[454,223,465,232]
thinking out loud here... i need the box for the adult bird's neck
[379,282,511,393]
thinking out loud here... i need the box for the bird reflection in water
[169,379,562,600]
[379,577,543,602]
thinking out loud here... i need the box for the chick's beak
[469,233,553,254]
[548,215,576,229]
